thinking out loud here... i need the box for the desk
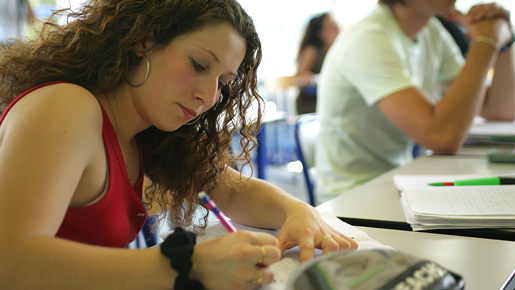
[317,154,515,240]
[357,226,515,290]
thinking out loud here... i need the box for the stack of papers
[466,118,515,145]
[393,175,515,231]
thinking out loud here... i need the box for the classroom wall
[27,0,515,84]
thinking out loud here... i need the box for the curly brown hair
[0,0,263,229]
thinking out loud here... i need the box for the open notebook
[394,174,515,231]
[162,211,392,290]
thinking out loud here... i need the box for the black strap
[160,227,205,290]
[501,31,515,52]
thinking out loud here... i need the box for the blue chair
[294,113,319,206]
[133,215,159,248]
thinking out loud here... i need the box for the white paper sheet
[162,211,392,289]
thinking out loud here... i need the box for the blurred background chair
[294,113,319,206]
[130,215,159,248]
[253,76,298,180]
[262,76,297,114]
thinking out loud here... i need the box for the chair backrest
[262,76,298,115]
[131,216,159,248]
[263,76,296,91]
[294,113,319,206]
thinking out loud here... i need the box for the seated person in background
[0,0,357,289]
[0,0,35,44]
[295,12,339,115]
[315,0,515,202]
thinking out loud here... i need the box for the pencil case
[285,249,464,290]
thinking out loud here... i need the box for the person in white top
[315,1,515,203]
[0,0,35,43]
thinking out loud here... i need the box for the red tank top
[1,82,147,248]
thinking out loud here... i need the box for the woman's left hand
[275,201,358,262]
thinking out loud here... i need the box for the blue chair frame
[294,113,319,206]
[134,215,159,248]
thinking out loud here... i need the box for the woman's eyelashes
[191,58,227,91]
[191,58,207,73]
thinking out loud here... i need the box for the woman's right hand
[190,231,281,290]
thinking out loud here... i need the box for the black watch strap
[501,31,515,52]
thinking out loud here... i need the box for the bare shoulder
[0,82,105,159]
[4,83,103,133]
[13,83,101,115]
[0,83,106,237]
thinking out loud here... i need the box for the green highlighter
[429,176,515,186]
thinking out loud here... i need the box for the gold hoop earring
[212,97,223,111]
[127,54,150,87]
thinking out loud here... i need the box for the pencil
[198,191,237,233]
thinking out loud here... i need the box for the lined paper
[162,212,392,289]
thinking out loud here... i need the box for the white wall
[239,0,334,77]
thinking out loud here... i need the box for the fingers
[192,231,282,289]
[238,232,281,286]
[255,244,281,266]
[233,231,281,265]
[317,233,358,255]
[449,9,467,27]
[289,231,359,263]
[229,231,281,266]
[248,266,274,289]
[331,233,359,250]
[277,222,360,263]
[297,236,315,263]
[246,245,279,288]
[466,3,510,23]
[320,235,339,253]
[244,230,279,247]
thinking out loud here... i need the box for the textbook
[162,212,392,290]
[393,174,515,231]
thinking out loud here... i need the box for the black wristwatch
[501,31,515,52]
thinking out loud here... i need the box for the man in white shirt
[315,1,515,203]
